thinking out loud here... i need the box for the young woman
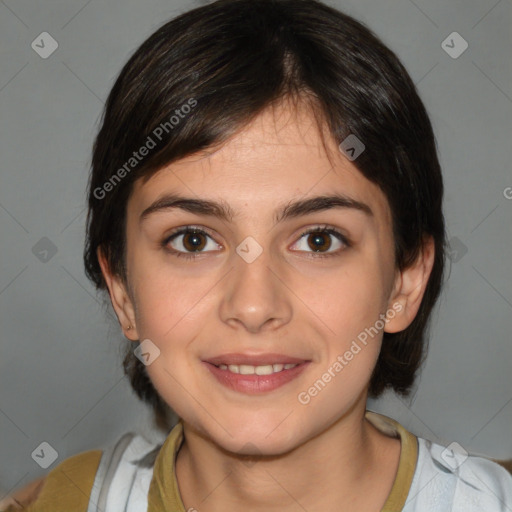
[2,0,511,510]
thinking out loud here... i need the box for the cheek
[298,255,389,343]
[134,269,211,418]
[136,286,213,360]
[297,275,385,415]
[129,246,216,343]
[294,253,389,408]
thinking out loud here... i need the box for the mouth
[202,353,311,394]
[212,362,301,375]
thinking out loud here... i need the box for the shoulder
[405,437,512,511]
[0,431,162,512]
[0,449,102,512]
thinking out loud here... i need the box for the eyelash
[161,224,351,261]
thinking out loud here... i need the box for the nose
[219,246,292,334]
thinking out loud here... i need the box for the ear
[97,246,139,341]
[384,235,436,333]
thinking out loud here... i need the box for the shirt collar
[147,411,418,511]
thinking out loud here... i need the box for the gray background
[1,0,511,498]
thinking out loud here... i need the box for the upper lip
[204,353,309,366]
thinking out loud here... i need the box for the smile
[215,363,299,375]
[203,357,310,394]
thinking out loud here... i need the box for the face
[102,101,423,456]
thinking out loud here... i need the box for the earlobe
[96,246,139,341]
[384,236,435,334]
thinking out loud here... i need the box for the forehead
[129,101,392,228]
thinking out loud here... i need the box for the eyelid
[162,225,223,258]
[289,224,351,259]
[161,223,351,259]
[164,224,220,242]
[293,224,350,244]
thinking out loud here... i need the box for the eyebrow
[139,193,373,225]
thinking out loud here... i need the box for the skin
[99,99,435,511]
[0,477,45,509]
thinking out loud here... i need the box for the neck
[175,403,400,512]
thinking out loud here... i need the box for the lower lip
[203,362,310,394]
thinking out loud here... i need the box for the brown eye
[163,227,220,259]
[306,232,332,252]
[181,231,207,252]
[291,226,350,258]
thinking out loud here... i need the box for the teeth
[217,363,299,374]
[240,365,255,375]
[255,365,274,375]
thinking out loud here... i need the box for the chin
[205,416,305,457]
[224,433,300,458]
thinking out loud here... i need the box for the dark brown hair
[84,0,446,429]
